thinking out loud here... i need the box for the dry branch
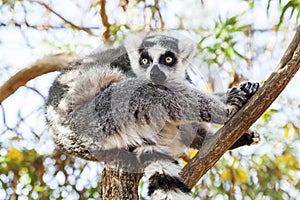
[181,26,300,189]
[0,53,79,104]
[33,1,94,35]
[99,0,111,43]
[154,0,165,29]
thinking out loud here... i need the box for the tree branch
[99,0,111,43]
[154,0,165,29]
[0,22,100,31]
[181,26,300,189]
[33,1,95,36]
[0,53,79,104]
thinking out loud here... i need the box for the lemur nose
[150,65,167,84]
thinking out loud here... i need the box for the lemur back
[45,32,259,200]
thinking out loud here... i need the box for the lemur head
[125,32,196,84]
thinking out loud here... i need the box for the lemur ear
[124,32,144,52]
[124,31,149,66]
[178,36,197,64]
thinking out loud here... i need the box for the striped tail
[136,146,192,200]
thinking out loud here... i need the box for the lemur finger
[239,82,259,98]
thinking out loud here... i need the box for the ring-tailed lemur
[45,31,260,200]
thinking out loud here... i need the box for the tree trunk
[100,164,142,200]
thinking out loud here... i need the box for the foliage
[196,15,250,66]
[267,0,300,27]
[194,136,300,199]
[0,145,102,199]
[0,0,299,199]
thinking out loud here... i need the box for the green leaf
[278,0,300,28]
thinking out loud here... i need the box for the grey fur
[45,32,259,200]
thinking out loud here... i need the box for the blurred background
[0,0,299,199]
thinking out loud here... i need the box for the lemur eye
[165,57,173,63]
[142,58,149,65]
[159,51,177,67]
[139,51,152,68]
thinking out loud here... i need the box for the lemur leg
[181,125,260,150]
[229,129,260,150]
[135,146,192,200]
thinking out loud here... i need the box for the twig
[24,85,46,100]
[0,22,100,31]
[154,0,165,29]
[33,1,94,36]
[99,0,111,43]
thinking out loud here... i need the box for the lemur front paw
[227,82,259,108]
[239,81,260,99]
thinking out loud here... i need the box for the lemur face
[138,35,181,84]
[125,33,196,85]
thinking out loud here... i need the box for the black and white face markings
[138,35,181,84]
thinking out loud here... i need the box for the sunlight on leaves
[7,147,23,163]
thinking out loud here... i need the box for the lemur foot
[229,129,260,149]
[244,129,261,146]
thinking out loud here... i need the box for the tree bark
[181,26,300,189]
[100,165,142,200]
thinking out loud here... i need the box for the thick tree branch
[0,53,79,104]
[181,26,300,189]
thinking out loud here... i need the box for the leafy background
[0,0,299,199]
